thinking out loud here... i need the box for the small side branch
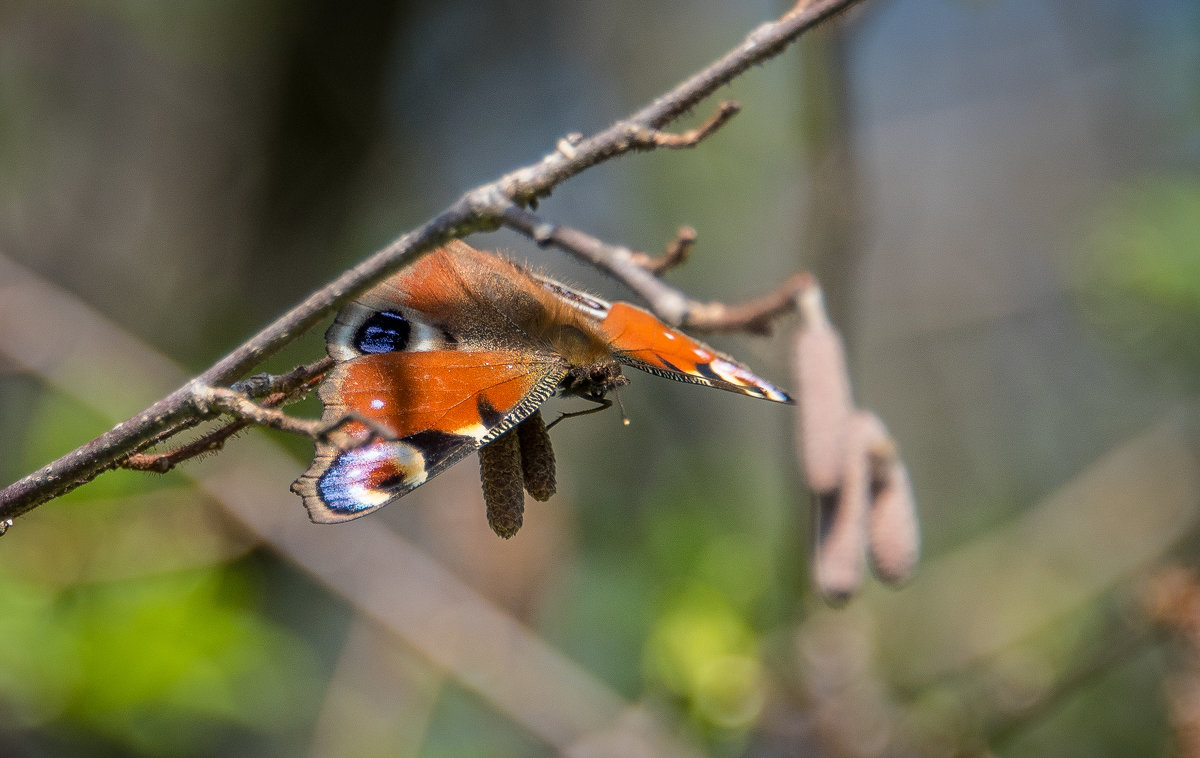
[231,357,333,401]
[122,420,252,472]
[628,226,696,275]
[194,386,328,439]
[191,383,400,447]
[122,359,332,473]
[684,273,813,334]
[504,206,808,334]
[625,101,742,150]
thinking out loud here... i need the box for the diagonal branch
[502,205,811,334]
[0,0,864,522]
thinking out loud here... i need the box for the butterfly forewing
[601,302,792,403]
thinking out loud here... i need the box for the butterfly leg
[545,397,613,430]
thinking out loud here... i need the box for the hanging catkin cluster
[478,411,557,539]
[793,281,920,602]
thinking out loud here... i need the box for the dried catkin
[793,283,854,494]
[868,459,919,585]
[813,411,871,603]
[479,429,525,538]
[516,411,557,502]
[858,412,920,585]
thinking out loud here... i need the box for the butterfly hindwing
[600,302,792,403]
[293,350,565,522]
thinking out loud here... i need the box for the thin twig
[0,0,864,522]
[122,421,251,473]
[628,226,697,275]
[123,360,331,472]
[230,357,333,400]
[194,386,400,448]
[685,273,813,334]
[506,206,812,333]
[627,100,742,149]
[502,203,693,324]
[195,386,329,438]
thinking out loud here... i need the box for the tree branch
[628,226,696,276]
[0,0,864,522]
[502,205,812,333]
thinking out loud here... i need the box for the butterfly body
[293,241,791,523]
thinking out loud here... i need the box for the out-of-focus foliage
[645,584,766,730]
[0,565,319,755]
[0,391,321,755]
[1070,178,1200,388]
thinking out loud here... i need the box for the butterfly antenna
[615,388,630,426]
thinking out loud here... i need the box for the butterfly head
[561,359,629,401]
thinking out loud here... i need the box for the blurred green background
[2,1,1199,756]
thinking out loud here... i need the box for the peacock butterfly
[292,240,793,523]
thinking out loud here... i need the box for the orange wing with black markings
[601,302,792,403]
[293,350,564,523]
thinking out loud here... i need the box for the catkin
[793,283,854,494]
[812,410,871,603]
[858,412,920,585]
[517,411,557,502]
[479,429,525,538]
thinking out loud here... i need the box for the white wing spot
[370,398,385,410]
[349,484,394,507]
